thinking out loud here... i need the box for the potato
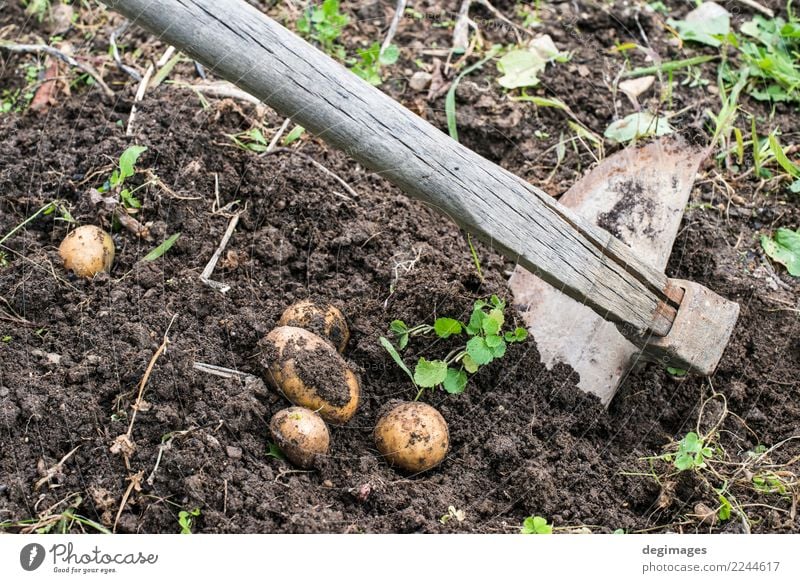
[278,300,349,353]
[58,225,114,278]
[373,401,449,473]
[260,326,360,424]
[269,406,330,469]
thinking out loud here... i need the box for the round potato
[260,326,360,424]
[278,300,349,353]
[59,225,115,278]
[374,401,449,473]
[269,406,330,469]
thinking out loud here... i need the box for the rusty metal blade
[509,136,707,405]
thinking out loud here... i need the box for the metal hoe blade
[509,137,708,405]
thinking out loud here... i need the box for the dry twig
[0,42,113,97]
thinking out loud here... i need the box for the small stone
[322,479,334,488]
[226,446,242,459]
[409,71,432,92]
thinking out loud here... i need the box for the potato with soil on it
[278,300,349,353]
[374,401,449,473]
[269,406,330,469]
[58,225,115,278]
[260,326,360,424]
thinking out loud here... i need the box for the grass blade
[446,45,502,141]
[144,232,181,261]
[379,336,417,387]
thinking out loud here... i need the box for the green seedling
[1,61,40,114]
[520,515,552,534]
[228,128,270,153]
[297,0,349,59]
[178,508,201,534]
[99,145,149,211]
[282,125,305,146]
[737,14,800,106]
[672,432,715,471]
[380,296,527,400]
[439,506,466,524]
[143,232,181,261]
[350,42,399,86]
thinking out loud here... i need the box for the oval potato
[374,401,449,473]
[59,225,115,278]
[269,406,330,469]
[261,326,360,424]
[278,300,349,353]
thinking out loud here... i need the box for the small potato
[374,401,449,473]
[270,407,330,469]
[278,300,349,353]
[260,326,360,424]
[59,225,114,278]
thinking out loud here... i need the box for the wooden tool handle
[102,0,679,337]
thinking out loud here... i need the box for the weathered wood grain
[102,0,679,337]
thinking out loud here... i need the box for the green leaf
[443,368,468,394]
[497,36,564,89]
[389,320,410,349]
[485,334,503,348]
[768,135,800,178]
[379,44,400,65]
[667,12,730,48]
[604,112,673,144]
[414,358,448,388]
[489,295,505,309]
[434,317,462,338]
[466,336,493,366]
[717,494,732,521]
[489,338,507,359]
[465,301,487,335]
[266,442,286,460]
[505,327,528,343]
[143,232,181,261]
[282,125,305,146]
[389,320,408,334]
[674,453,695,471]
[462,354,479,374]
[482,308,504,335]
[118,145,148,183]
[380,336,416,385]
[761,228,800,276]
[520,515,552,534]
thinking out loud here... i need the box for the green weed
[297,0,349,59]
[350,42,399,86]
[98,145,149,212]
[520,515,552,534]
[380,296,527,400]
[178,508,200,534]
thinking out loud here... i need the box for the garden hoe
[100,0,740,404]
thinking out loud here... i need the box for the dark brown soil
[1,1,798,534]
